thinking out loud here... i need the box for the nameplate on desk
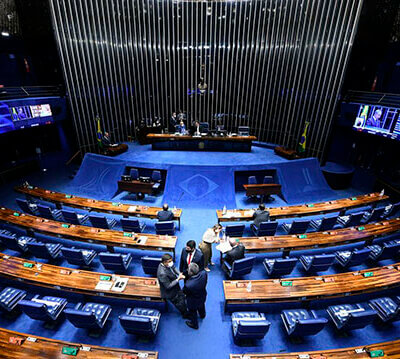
[368,350,384,358]
[26,337,37,342]
[100,275,111,281]
[121,355,139,359]
[27,185,34,189]
[60,269,71,275]
[81,346,91,352]
[236,282,247,288]
[351,197,357,201]
[306,204,314,208]
[298,355,310,359]
[297,234,307,239]
[144,279,157,285]
[112,202,120,207]
[123,232,133,237]
[61,224,70,228]
[357,226,365,231]
[323,277,335,283]
[128,206,137,212]
[65,194,72,198]
[363,271,374,277]
[23,262,34,268]
[13,212,20,217]
[62,346,79,356]
[281,281,293,287]
[9,336,24,345]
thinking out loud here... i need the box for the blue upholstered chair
[155,221,175,235]
[151,171,162,192]
[281,309,327,336]
[61,210,89,225]
[99,252,132,271]
[64,302,112,330]
[27,241,62,260]
[362,207,386,223]
[121,218,146,233]
[0,287,26,312]
[335,248,371,268]
[251,221,278,236]
[300,254,335,272]
[369,297,400,323]
[89,215,117,229]
[37,204,63,221]
[327,303,377,331]
[130,168,139,180]
[224,257,255,278]
[309,216,338,231]
[141,256,162,276]
[263,257,298,277]
[119,308,161,336]
[16,198,38,215]
[367,240,400,261]
[337,211,364,228]
[0,231,34,253]
[263,176,274,184]
[61,247,97,266]
[18,295,67,322]
[225,224,245,237]
[231,312,270,342]
[282,220,310,234]
[383,202,400,218]
[248,176,257,185]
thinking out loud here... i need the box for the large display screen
[353,104,400,141]
[0,103,53,134]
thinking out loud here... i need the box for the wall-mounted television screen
[353,104,400,141]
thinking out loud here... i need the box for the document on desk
[95,281,113,291]
[128,206,137,212]
[111,277,128,292]
[138,236,147,245]
[216,241,232,253]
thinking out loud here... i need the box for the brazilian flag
[96,116,103,149]
[298,121,310,153]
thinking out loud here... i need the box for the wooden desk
[117,180,154,197]
[230,339,400,359]
[14,185,182,229]
[0,253,162,302]
[224,263,400,307]
[105,143,128,156]
[274,146,301,160]
[231,217,400,257]
[243,184,282,197]
[147,133,257,152]
[217,192,388,223]
[0,327,158,358]
[0,208,177,257]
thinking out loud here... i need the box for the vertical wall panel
[49,0,363,157]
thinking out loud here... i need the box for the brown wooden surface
[147,133,257,142]
[14,184,182,221]
[117,180,154,194]
[243,184,282,196]
[235,217,400,253]
[274,146,301,160]
[0,253,162,302]
[0,327,158,358]
[105,143,128,156]
[0,207,177,254]
[217,192,389,222]
[224,262,400,304]
[230,339,400,359]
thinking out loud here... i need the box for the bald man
[221,237,245,275]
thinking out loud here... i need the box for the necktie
[188,253,192,265]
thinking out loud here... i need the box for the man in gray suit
[252,203,270,228]
[157,253,188,317]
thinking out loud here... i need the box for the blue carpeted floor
[0,145,399,358]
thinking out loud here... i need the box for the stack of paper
[95,281,113,291]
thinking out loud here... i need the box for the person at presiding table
[199,223,223,272]
[102,131,117,148]
[183,263,208,330]
[157,253,189,319]
[156,203,174,221]
[221,237,245,275]
[192,120,201,136]
[179,240,204,277]
[252,203,270,228]
[178,120,186,134]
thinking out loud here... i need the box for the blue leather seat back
[152,170,161,182]
[89,215,109,229]
[155,221,175,235]
[130,168,139,180]
[0,233,21,252]
[343,310,377,330]
[100,252,124,270]
[270,258,298,275]
[318,216,337,231]
[237,320,270,335]
[263,176,274,184]
[292,319,327,336]
[119,315,153,334]
[347,212,364,227]
[289,220,310,234]
[367,207,385,222]
[248,176,257,185]
[37,204,54,220]
[231,257,255,277]
[18,301,49,320]
[225,224,245,237]
[282,309,327,336]
[27,242,50,258]
[369,297,400,322]
[256,221,278,236]
[65,309,97,328]
[121,218,140,232]
[61,210,80,225]
[16,198,35,215]
[61,247,85,265]
[141,256,162,276]
[346,248,371,266]
[0,287,26,312]
[309,254,335,271]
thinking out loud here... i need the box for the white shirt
[187,250,195,264]
[202,228,219,244]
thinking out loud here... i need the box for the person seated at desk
[366,109,382,128]
[199,224,222,272]
[170,112,178,131]
[179,240,204,277]
[252,203,270,228]
[192,120,201,136]
[221,237,245,275]
[157,203,174,221]
[102,131,118,148]
[177,120,186,134]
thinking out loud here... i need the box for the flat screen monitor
[353,104,400,141]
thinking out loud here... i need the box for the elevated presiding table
[147,133,257,152]
[230,340,400,359]
[0,207,177,257]
[224,263,400,307]
[14,184,182,229]
[0,253,162,302]
[243,183,282,199]
[217,192,388,223]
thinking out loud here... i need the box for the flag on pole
[298,121,310,153]
[96,115,103,149]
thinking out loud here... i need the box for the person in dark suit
[252,203,270,228]
[170,112,178,131]
[192,120,201,135]
[102,132,112,148]
[222,237,245,275]
[178,120,186,134]
[157,253,189,318]
[179,240,204,276]
[157,203,174,221]
[183,263,207,329]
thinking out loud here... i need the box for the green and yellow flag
[298,121,310,153]
[96,116,103,149]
